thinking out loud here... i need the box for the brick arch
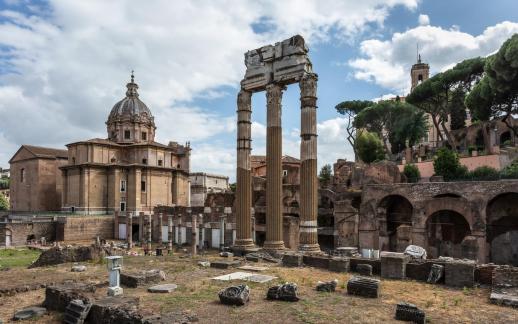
[421,197,474,230]
[376,194,414,252]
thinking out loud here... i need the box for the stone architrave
[263,83,285,251]
[234,90,255,252]
[298,73,319,252]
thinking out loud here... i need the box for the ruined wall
[57,216,114,241]
[0,222,55,246]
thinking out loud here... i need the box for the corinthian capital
[237,90,252,111]
[300,73,318,98]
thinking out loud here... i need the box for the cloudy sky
[0,0,517,180]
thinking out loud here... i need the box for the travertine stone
[347,276,380,298]
[329,257,350,273]
[264,84,285,251]
[282,253,303,267]
[234,90,255,252]
[380,252,410,280]
[444,260,475,288]
[299,73,319,252]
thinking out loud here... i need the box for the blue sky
[0,0,517,180]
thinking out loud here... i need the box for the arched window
[20,168,25,183]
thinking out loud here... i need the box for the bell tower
[410,54,429,92]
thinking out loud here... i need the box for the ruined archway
[426,210,471,258]
[378,195,413,252]
[500,131,512,146]
[487,192,518,266]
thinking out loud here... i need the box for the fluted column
[299,73,320,252]
[264,83,285,251]
[167,215,173,253]
[234,90,255,251]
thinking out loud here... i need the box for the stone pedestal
[380,252,410,279]
[329,257,350,272]
[264,84,285,251]
[282,253,303,267]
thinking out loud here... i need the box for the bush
[0,194,8,211]
[356,131,385,164]
[319,164,332,183]
[469,166,499,180]
[403,164,420,183]
[433,147,467,181]
[501,159,518,179]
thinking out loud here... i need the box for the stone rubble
[12,306,47,321]
[218,284,250,306]
[63,299,91,324]
[395,302,426,324]
[347,276,380,298]
[357,264,373,276]
[404,245,427,260]
[266,283,300,302]
[427,264,444,284]
[316,279,338,292]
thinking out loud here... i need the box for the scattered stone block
[266,283,299,302]
[63,299,91,324]
[71,265,87,272]
[381,252,410,280]
[334,247,358,257]
[246,274,276,283]
[212,272,255,281]
[219,252,234,257]
[316,280,338,292]
[210,260,241,269]
[404,245,427,260]
[282,253,303,267]
[395,302,426,324]
[427,264,444,284]
[198,261,210,267]
[490,267,518,307]
[218,284,250,306]
[350,257,381,275]
[13,306,47,321]
[245,254,261,262]
[329,257,349,272]
[120,269,166,288]
[357,264,373,276]
[238,265,268,272]
[44,283,95,312]
[347,276,380,298]
[303,255,330,269]
[87,296,141,324]
[147,284,178,293]
[444,259,475,288]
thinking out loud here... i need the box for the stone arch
[421,197,474,230]
[486,192,518,266]
[425,210,471,259]
[377,194,413,252]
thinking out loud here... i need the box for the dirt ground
[0,249,517,323]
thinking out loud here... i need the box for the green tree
[403,164,420,183]
[229,183,236,192]
[355,131,385,163]
[318,164,332,183]
[0,194,8,211]
[433,147,468,181]
[354,100,427,155]
[335,100,373,158]
[407,57,485,151]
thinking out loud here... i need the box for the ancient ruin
[234,35,319,253]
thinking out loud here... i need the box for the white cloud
[0,0,418,168]
[418,14,430,26]
[348,21,518,94]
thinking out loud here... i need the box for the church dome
[107,73,155,127]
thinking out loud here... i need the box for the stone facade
[359,180,518,264]
[189,172,229,207]
[60,75,190,214]
[9,145,68,212]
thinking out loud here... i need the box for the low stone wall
[57,216,114,241]
[349,257,381,275]
[0,221,55,247]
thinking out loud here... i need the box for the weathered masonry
[234,35,320,253]
[359,180,518,265]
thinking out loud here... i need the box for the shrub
[433,148,467,181]
[501,159,518,179]
[355,131,385,164]
[403,164,420,183]
[469,166,499,180]
[0,194,8,211]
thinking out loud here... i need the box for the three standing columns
[264,84,286,251]
[234,90,255,251]
[299,73,320,252]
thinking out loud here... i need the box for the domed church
[60,74,191,214]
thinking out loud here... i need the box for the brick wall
[57,216,114,241]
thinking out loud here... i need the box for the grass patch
[0,248,41,268]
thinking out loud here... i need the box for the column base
[263,240,285,251]
[232,239,259,256]
[299,243,321,253]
